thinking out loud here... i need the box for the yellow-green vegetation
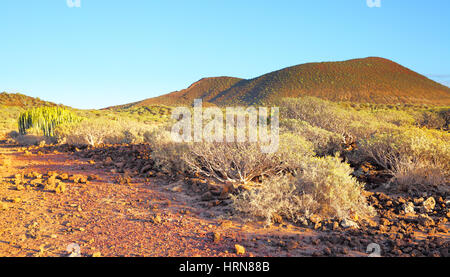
[279,97,450,191]
[2,90,449,224]
[0,105,25,136]
[55,118,161,146]
[18,106,80,137]
[146,96,448,222]
[54,106,172,146]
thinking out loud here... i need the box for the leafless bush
[183,133,314,183]
[389,158,448,192]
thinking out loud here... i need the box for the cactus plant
[18,106,80,137]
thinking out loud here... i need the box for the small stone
[340,218,358,229]
[219,220,232,228]
[170,185,183,192]
[213,232,221,243]
[380,218,391,226]
[12,197,22,203]
[414,197,424,205]
[402,202,415,214]
[105,157,113,164]
[418,214,435,227]
[235,244,245,255]
[332,221,340,230]
[309,214,321,224]
[323,247,332,256]
[152,215,162,224]
[286,241,299,250]
[55,183,66,194]
[367,219,378,228]
[201,192,214,201]
[422,197,436,213]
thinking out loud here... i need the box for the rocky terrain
[0,140,448,257]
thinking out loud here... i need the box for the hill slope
[113,77,243,109]
[121,57,450,107]
[0,92,58,108]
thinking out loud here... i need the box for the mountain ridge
[117,57,450,108]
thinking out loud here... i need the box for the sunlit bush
[183,133,314,183]
[55,118,155,146]
[232,155,375,224]
[281,119,343,155]
[358,127,450,188]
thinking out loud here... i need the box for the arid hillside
[118,57,450,108]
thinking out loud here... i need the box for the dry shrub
[232,155,374,224]
[417,111,447,130]
[146,125,314,183]
[390,158,448,192]
[56,119,156,146]
[358,127,450,189]
[183,133,313,183]
[280,97,401,140]
[359,128,449,170]
[143,127,190,174]
[144,126,189,174]
[12,134,54,146]
[280,97,353,135]
[281,119,343,155]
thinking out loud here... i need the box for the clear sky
[1,0,449,109]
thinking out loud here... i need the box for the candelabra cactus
[18,106,80,137]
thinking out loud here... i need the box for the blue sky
[1,0,449,109]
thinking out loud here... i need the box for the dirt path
[0,141,328,257]
[1,140,448,257]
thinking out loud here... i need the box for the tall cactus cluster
[18,106,80,137]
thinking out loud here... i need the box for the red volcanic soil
[0,140,448,257]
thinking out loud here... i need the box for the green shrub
[281,119,343,155]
